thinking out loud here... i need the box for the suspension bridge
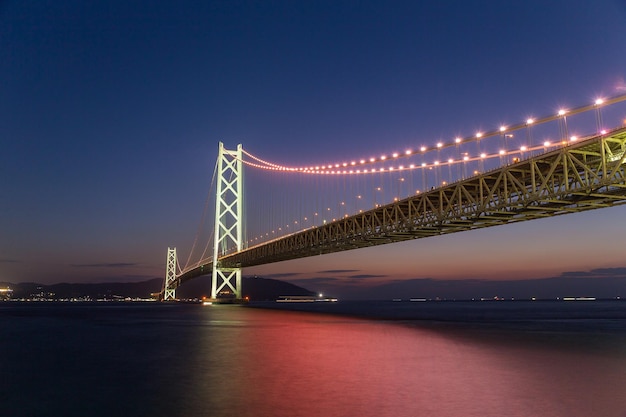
[162,94,626,301]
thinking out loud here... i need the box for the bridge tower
[163,247,177,300]
[211,142,244,299]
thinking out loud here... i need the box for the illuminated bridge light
[240,95,626,178]
[595,98,604,105]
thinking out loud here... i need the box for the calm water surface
[1,301,625,417]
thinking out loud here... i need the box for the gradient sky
[2,0,626,296]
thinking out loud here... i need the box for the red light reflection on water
[196,308,626,417]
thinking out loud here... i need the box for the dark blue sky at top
[2,0,626,288]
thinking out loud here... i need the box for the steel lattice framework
[210,142,243,299]
[219,127,626,268]
[162,247,178,300]
[168,127,626,291]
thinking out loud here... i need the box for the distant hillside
[175,276,315,301]
[242,276,316,301]
[2,276,314,301]
[2,279,164,299]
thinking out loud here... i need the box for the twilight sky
[2,0,626,297]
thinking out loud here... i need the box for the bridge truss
[217,127,626,269]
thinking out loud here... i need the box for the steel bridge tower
[163,247,177,300]
[211,142,244,299]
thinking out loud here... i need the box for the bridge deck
[176,127,626,285]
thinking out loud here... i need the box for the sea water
[1,301,625,417]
